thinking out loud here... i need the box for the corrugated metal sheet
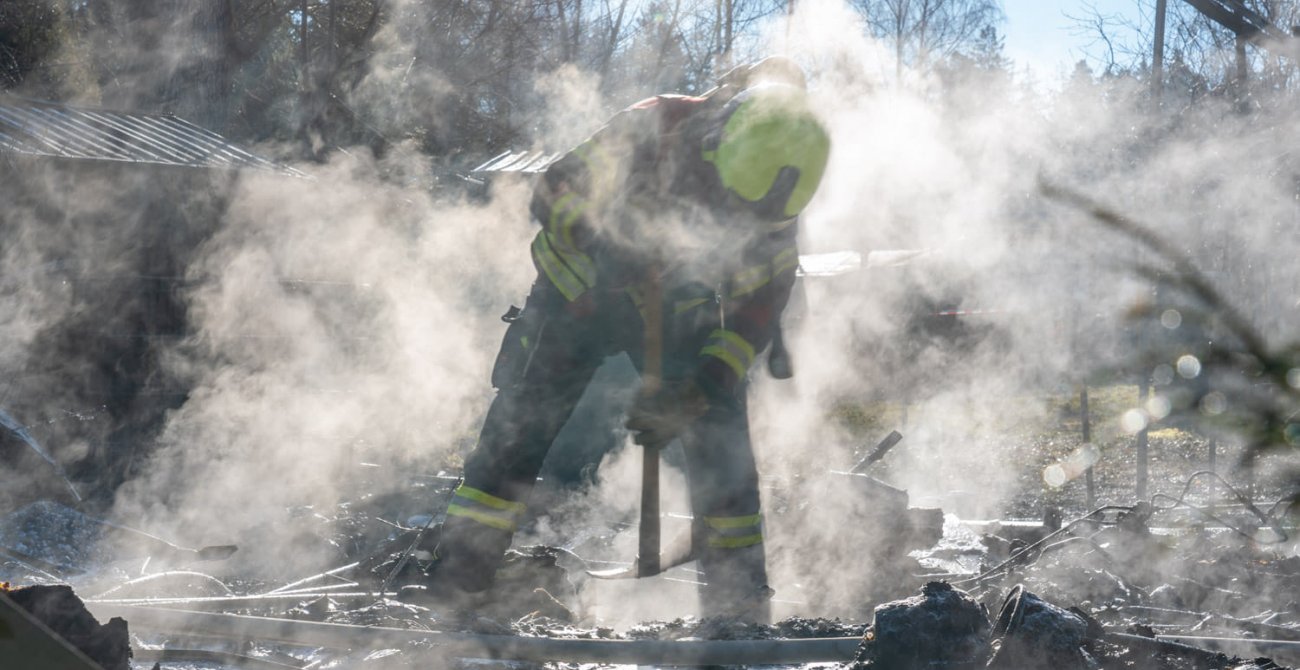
[0,95,303,176]
[471,149,561,175]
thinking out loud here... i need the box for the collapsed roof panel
[0,95,303,176]
[471,149,562,176]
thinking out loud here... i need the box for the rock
[4,583,132,670]
[855,581,990,669]
[987,585,1090,670]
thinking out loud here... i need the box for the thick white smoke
[2,0,1292,626]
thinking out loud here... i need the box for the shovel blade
[586,539,696,580]
[586,562,643,580]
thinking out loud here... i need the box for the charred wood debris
[0,443,1296,670]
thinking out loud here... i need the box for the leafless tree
[1069,0,1300,92]
[850,0,1004,71]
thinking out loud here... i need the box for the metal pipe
[1157,634,1300,660]
[133,648,305,669]
[1136,381,1149,500]
[1153,0,1168,101]
[1119,605,1300,641]
[265,562,359,595]
[1081,386,1095,509]
[90,605,862,665]
[1105,632,1229,664]
[88,592,388,609]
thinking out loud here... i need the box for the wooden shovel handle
[638,269,663,577]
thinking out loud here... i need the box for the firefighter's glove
[626,379,710,449]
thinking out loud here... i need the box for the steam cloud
[3,0,1296,622]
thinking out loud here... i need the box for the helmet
[702,82,830,222]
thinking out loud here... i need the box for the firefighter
[404,56,831,622]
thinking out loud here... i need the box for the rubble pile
[854,581,990,669]
[0,470,1296,669]
[851,581,1289,670]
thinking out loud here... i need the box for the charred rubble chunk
[4,583,132,670]
[987,584,1093,669]
[853,581,991,669]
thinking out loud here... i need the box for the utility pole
[1235,36,1250,111]
[1136,381,1149,501]
[1152,0,1167,102]
[300,0,309,80]
[327,0,338,73]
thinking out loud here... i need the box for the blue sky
[1001,0,1145,82]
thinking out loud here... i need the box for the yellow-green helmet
[702,82,831,222]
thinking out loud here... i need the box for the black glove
[625,379,710,449]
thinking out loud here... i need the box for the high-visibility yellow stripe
[731,265,771,297]
[701,345,748,378]
[558,200,587,250]
[532,232,586,301]
[712,330,755,362]
[574,141,618,196]
[453,484,526,513]
[674,297,712,314]
[708,533,764,548]
[550,232,596,286]
[701,329,756,378]
[548,193,589,250]
[773,248,799,276]
[549,193,578,232]
[573,141,606,172]
[447,504,516,531]
[704,514,762,529]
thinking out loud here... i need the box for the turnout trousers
[435,275,769,617]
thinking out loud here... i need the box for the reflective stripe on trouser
[445,484,526,532]
[704,513,763,548]
[436,277,632,592]
[679,389,769,619]
[440,276,765,599]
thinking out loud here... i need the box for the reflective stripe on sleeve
[548,192,589,249]
[700,329,756,379]
[730,264,771,298]
[574,141,619,196]
[773,247,799,276]
[704,513,763,549]
[532,231,596,301]
[446,484,526,532]
[674,296,712,314]
[574,140,614,175]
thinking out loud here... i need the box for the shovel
[588,270,673,580]
[98,522,238,564]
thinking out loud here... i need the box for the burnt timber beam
[1180,0,1293,45]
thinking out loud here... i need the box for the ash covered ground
[2,398,1296,670]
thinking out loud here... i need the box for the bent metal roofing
[0,95,302,175]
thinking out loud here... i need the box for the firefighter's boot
[698,543,773,624]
